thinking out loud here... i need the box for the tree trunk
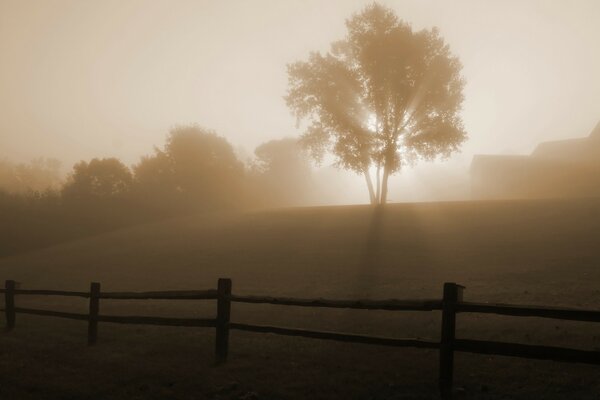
[380,166,390,205]
[363,169,376,205]
[375,164,381,205]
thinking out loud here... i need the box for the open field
[1,198,600,399]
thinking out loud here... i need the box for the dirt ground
[1,198,600,399]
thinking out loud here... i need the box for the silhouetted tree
[62,158,133,201]
[1,128,247,256]
[286,3,467,204]
[253,137,313,206]
[134,150,177,212]
[0,158,62,193]
[134,125,244,212]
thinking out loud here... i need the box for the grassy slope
[1,198,600,399]
[1,198,600,299]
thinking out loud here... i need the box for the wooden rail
[457,301,600,322]
[0,288,218,300]
[100,290,218,300]
[5,289,90,298]
[230,295,441,311]
[454,339,600,365]
[230,322,438,348]
[97,315,215,327]
[2,308,215,327]
[3,279,600,399]
[14,307,88,321]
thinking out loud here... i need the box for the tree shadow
[354,204,386,298]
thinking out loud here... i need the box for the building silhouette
[471,121,600,200]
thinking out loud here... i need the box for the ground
[1,198,600,399]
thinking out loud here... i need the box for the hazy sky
[1,0,599,202]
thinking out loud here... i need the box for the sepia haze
[2,3,600,398]
[1,0,600,203]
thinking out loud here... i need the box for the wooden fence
[3,279,600,399]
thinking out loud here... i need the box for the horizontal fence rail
[3,278,600,399]
[455,339,600,365]
[0,288,89,297]
[230,295,442,311]
[1,308,216,327]
[100,290,218,300]
[97,315,216,327]
[0,288,218,300]
[457,301,600,322]
[14,307,89,321]
[230,322,438,348]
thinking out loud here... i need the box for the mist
[1,0,599,204]
[2,2,600,399]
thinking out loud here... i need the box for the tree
[62,158,132,201]
[286,3,467,204]
[253,137,313,206]
[61,158,135,229]
[133,125,244,212]
[0,158,62,194]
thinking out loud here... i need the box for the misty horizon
[1,0,599,204]
[2,2,600,399]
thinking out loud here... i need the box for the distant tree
[253,137,313,206]
[286,3,467,204]
[0,158,62,193]
[133,125,244,212]
[133,150,177,211]
[62,158,133,201]
[3,158,138,256]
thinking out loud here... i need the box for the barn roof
[471,120,600,170]
[532,121,600,162]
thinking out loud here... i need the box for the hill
[1,198,599,304]
[1,198,600,399]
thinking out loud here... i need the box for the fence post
[439,282,464,400]
[88,282,100,346]
[5,280,16,331]
[215,278,232,364]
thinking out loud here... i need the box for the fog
[3,3,600,397]
[1,0,599,204]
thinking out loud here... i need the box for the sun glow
[367,114,377,133]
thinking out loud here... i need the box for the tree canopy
[62,158,132,201]
[0,158,61,194]
[253,137,313,206]
[286,3,467,204]
[134,125,244,211]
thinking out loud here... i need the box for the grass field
[1,198,600,399]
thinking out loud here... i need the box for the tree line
[0,126,313,256]
[1,3,469,254]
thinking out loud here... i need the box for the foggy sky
[1,0,599,203]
